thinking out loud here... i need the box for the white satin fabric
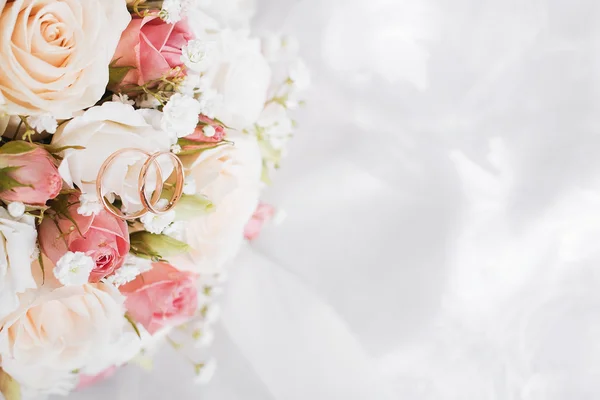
[63,1,600,399]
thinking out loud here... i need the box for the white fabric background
[63,1,600,399]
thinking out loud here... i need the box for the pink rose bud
[111,15,193,89]
[39,195,130,282]
[77,366,118,391]
[120,262,198,334]
[184,116,227,143]
[244,203,276,241]
[0,141,62,205]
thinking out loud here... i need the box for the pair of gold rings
[96,148,184,220]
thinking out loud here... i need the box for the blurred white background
[65,0,600,399]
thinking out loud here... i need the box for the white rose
[51,102,172,214]
[189,25,271,130]
[173,133,262,273]
[1,362,77,397]
[0,207,37,319]
[0,0,131,116]
[0,282,140,384]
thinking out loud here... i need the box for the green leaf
[0,368,21,400]
[176,139,232,157]
[130,231,190,261]
[0,141,35,155]
[125,313,142,339]
[109,64,136,87]
[37,250,45,286]
[174,194,214,221]
[43,144,86,154]
[212,118,233,130]
[0,167,31,193]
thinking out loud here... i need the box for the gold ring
[96,148,165,220]
[139,151,185,215]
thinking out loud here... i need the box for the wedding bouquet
[0,0,308,397]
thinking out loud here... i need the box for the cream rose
[52,102,173,214]
[0,282,140,384]
[0,207,38,319]
[0,0,131,116]
[173,133,262,273]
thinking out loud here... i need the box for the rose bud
[39,194,130,282]
[120,262,198,334]
[0,141,62,205]
[244,203,276,241]
[111,15,193,90]
[184,116,227,144]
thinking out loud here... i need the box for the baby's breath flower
[105,254,152,287]
[140,200,177,234]
[77,193,103,217]
[159,0,182,24]
[198,89,222,119]
[137,94,161,109]
[202,125,216,138]
[54,252,95,286]
[27,114,58,134]
[161,93,201,138]
[171,144,182,154]
[181,40,214,73]
[112,93,135,106]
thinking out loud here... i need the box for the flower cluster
[0,0,307,397]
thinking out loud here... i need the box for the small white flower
[198,89,222,119]
[196,75,211,92]
[195,328,215,348]
[7,202,25,218]
[177,74,201,97]
[136,94,162,109]
[202,125,216,138]
[161,94,201,138]
[54,251,95,286]
[77,193,103,216]
[160,0,182,23]
[171,144,182,154]
[27,114,58,134]
[181,40,214,73]
[160,0,195,24]
[194,358,217,385]
[140,200,177,234]
[112,93,135,106]
[105,254,152,287]
[183,176,197,195]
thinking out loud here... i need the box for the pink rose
[0,141,62,205]
[244,203,276,241]
[39,195,129,282]
[120,262,198,334]
[112,15,193,88]
[77,366,118,391]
